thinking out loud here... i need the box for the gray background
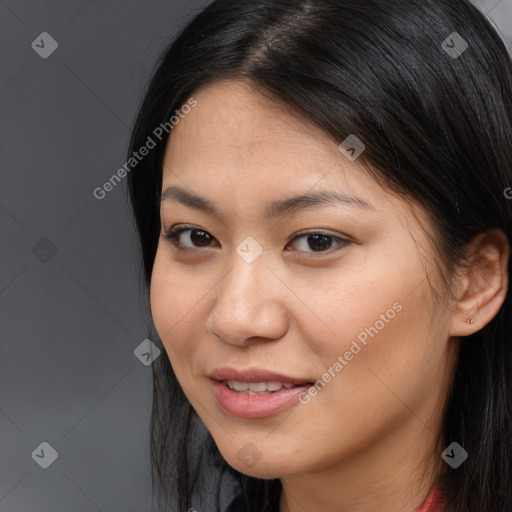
[0,1,511,511]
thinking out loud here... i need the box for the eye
[287,230,351,254]
[161,225,351,255]
[161,225,219,251]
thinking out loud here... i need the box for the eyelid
[161,224,219,252]
[161,224,352,255]
[291,227,348,240]
[287,229,351,254]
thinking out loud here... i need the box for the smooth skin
[149,79,509,512]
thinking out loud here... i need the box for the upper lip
[209,367,313,385]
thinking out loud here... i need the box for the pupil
[191,230,211,247]
[309,234,331,251]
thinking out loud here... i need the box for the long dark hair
[126,1,512,510]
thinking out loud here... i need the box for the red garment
[414,486,444,512]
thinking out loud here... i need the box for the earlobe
[449,228,509,337]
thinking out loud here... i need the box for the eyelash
[160,225,351,256]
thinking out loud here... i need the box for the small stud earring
[465,315,475,324]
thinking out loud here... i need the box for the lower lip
[211,379,312,418]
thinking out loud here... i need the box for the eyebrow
[159,186,375,218]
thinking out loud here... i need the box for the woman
[126,1,512,511]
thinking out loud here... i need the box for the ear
[449,228,509,337]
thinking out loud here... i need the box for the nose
[206,252,289,347]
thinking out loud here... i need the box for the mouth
[221,379,310,394]
[209,367,314,386]
[209,368,315,418]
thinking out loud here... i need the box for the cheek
[149,255,204,377]
[293,254,439,419]
[149,257,175,343]
[288,251,429,362]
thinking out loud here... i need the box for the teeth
[228,381,249,392]
[248,382,267,392]
[225,380,302,394]
[267,381,284,391]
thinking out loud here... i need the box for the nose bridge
[219,248,270,316]
[207,244,287,344]
[221,233,271,302]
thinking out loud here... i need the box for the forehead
[162,80,374,196]
[159,79,434,238]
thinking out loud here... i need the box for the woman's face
[150,79,459,481]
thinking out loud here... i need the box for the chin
[215,442,300,479]
[226,458,285,479]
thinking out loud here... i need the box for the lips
[210,367,313,386]
[209,367,314,418]
[224,380,300,394]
